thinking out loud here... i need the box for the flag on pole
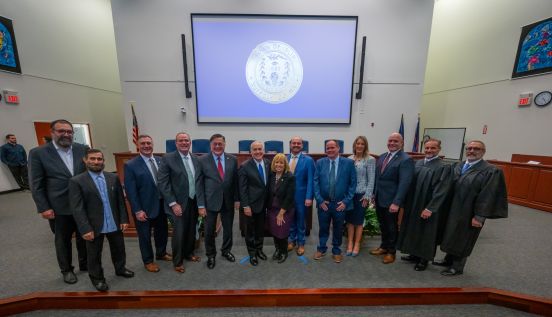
[412,114,420,152]
[398,114,405,140]
[131,104,139,152]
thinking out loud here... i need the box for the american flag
[131,104,139,152]
[412,114,420,152]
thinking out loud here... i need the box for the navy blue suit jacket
[314,156,356,211]
[374,150,414,208]
[124,155,163,218]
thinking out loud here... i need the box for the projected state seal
[245,40,303,104]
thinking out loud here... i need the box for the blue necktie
[461,163,470,175]
[329,160,336,199]
[258,163,265,185]
[97,175,116,233]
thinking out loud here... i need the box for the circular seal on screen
[245,40,303,104]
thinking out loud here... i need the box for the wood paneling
[508,167,534,199]
[533,170,552,205]
[512,154,552,166]
[0,288,550,316]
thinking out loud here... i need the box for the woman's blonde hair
[271,153,290,173]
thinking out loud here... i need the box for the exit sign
[3,90,19,105]
[518,92,533,107]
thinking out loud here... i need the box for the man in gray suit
[69,149,134,291]
[196,133,240,269]
[158,132,201,273]
[29,119,89,284]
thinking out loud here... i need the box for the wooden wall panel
[508,167,534,199]
[533,170,552,205]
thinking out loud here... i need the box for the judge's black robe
[440,160,508,258]
[397,158,452,261]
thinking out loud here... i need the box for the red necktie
[217,156,224,180]
[381,153,392,172]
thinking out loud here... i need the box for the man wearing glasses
[433,140,508,276]
[29,119,89,284]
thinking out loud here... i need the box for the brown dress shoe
[332,254,343,263]
[370,247,387,256]
[313,251,326,260]
[383,253,396,264]
[144,262,160,272]
[156,253,173,261]
[287,242,295,252]
[174,265,185,273]
[296,246,305,256]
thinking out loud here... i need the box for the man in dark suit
[371,132,414,264]
[29,119,88,284]
[158,132,200,273]
[286,136,315,256]
[238,141,271,266]
[69,149,134,292]
[313,140,356,263]
[124,135,171,273]
[196,133,240,269]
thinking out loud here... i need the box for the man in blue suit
[313,140,356,263]
[124,135,171,273]
[371,132,414,264]
[286,136,315,256]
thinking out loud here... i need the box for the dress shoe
[115,268,135,278]
[414,260,428,271]
[401,255,419,262]
[222,252,236,262]
[93,280,109,292]
[383,253,396,264]
[156,253,173,261]
[62,271,77,284]
[296,245,305,256]
[370,247,387,256]
[272,249,281,261]
[287,242,295,252]
[313,251,326,260]
[432,259,453,267]
[277,251,288,264]
[144,262,160,272]
[249,255,259,266]
[174,265,185,273]
[207,257,216,269]
[332,254,343,263]
[441,267,463,276]
[256,250,267,261]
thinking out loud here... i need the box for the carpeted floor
[0,191,551,299]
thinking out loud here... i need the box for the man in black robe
[433,140,508,276]
[397,139,451,271]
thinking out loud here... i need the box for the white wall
[111,0,435,154]
[421,0,552,161]
[0,0,127,191]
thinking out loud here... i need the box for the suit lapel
[139,156,156,184]
[46,143,72,177]
[84,172,102,200]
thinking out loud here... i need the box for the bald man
[371,133,414,264]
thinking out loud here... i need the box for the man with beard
[286,136,315,256]
[433,140,508,276]
[1,134,30,190]
[69,149,134,291]
[29,119,88,284]
[397,139,451,271]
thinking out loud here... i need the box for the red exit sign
[3,90,19,105]
[519,97,530,106]
[518,93,533,107]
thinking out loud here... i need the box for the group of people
[18,118,508,292]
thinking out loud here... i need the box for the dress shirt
[211,152,226,173]
[53,142,74,175]
[88,171,117,233]
[140,154,158,182]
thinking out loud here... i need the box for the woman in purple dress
[267,154,296,263]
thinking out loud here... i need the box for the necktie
[290,155,297,174]
[217,156,224,180]
[381,153,392,172]
[329,160,336,199]
[183,156,195,198]
[149,158,158,183]
[461,163,470,175]
[258,162,265,185]
[96,175,116,233]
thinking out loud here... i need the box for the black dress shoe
[432,259,453,267]
[400,255,419,262]
[93,280,109,292]
[441,267,463,276]
[62,271,77,284]
[207,257,216,269]
[222,252,236,262]
[115,268,135,278]
[249,255,258,266]
[256,250,267,261]
[414,260,428,271]
[272,249,281,261]
[277,251,288,264]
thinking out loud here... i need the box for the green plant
[363,204,380,236]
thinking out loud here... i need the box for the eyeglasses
[465,147,483,151]
[54,129,73,135]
